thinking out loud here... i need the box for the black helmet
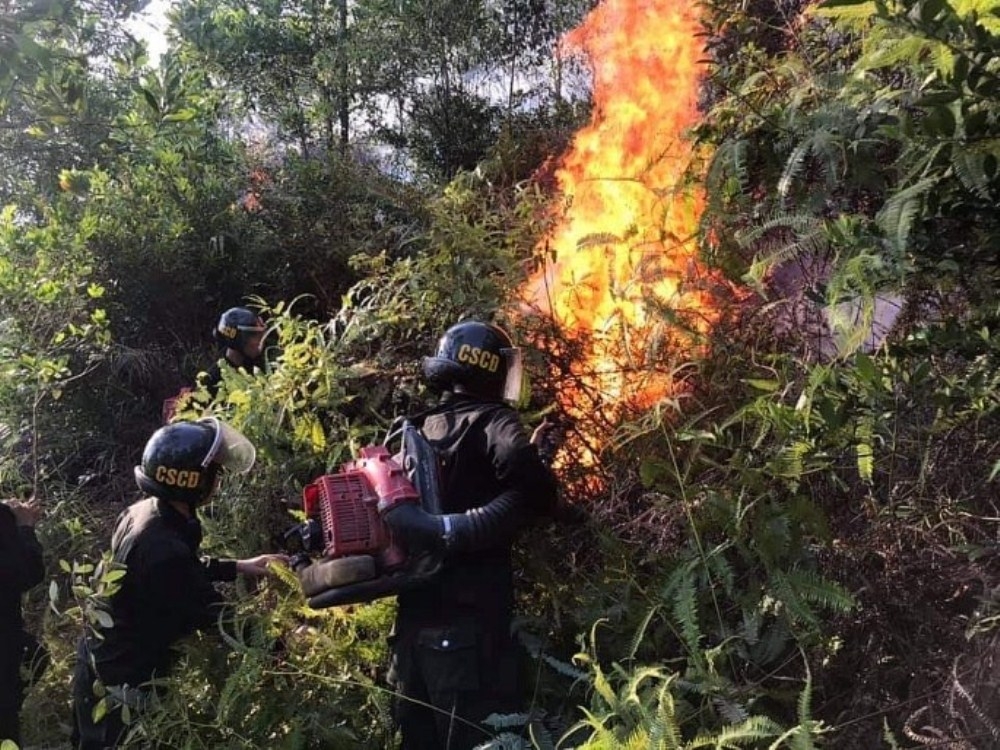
[134,417,256,506]
[214,307,265,355]
[422,321,523,403]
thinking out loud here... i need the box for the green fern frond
[862,36,935,71]
[951,149,992,200]
[622,665,672,710]
[778,141,812,200]
[737,212,820,247]
[704,548,736,598]
[529,719,556,750]
[713,695,750,725]
[770,568,855,629]
[628,606,662,661]
[744,230,828,291]
[928,40,955,76]
[664,565,704,663]
[593,660,618,712]
[649,678,683,750]
[881,717,902,748]
[754,512,792,564]
[767,439,812,480]
[687,715,784,747]
[855,414,875,482]
[707,139,751,199]
[813,1,876,26]
[754,618,795,666]
[542,652,591,682]
[875,178,936,253]
[790,658,817,750]
[482,712,531,729]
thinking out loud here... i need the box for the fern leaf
[778,141,812,201]
[529,718,556,750]
[791,658,816,750]
[863,36,935,71]
[813,1,877,26]
[875,177,936,253]
[650,678,682,750]
[854,415,874,482]
[577,232,623,250]
[704,548,736,598]
[772,568,856,625]
[952,149,992,200]
[687,715,784,747]
[664,565,703,664]
[627,606,661,661]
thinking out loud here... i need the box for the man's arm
[383,409,560,555]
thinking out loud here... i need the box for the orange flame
[523,0,718,464]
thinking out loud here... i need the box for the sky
[125,0,171,64]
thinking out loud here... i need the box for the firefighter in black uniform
[161,307,268,423]
[0,496,44,745]
[71,418,287,749]
[380,320,559,750]
[200,306,267,396]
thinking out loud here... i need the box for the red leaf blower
[284,421,443,608]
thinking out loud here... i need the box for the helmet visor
[501,347,523,404]
[238,318,266,333]
[199,418,256,473]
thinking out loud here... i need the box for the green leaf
[92,697,108,723]
[745,378,780,392]
[141,87,160,114]
[92,609,114,629]
[913,90,960,105]
[102,568,127,583]
[922,105,956,137]
[855,353,876,383]
[920,0,947,24]
[162,108,198,122]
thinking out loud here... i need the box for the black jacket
[396,393,557,625]
[199,354,264,399]
[0,504,44,639]
[86,497,237,686]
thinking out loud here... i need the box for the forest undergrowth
[2,0,1000,747]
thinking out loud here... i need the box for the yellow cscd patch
[155,465,202,488]
[219,325,238,339]
[457,344,500,373]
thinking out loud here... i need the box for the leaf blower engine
[284,423,442,609]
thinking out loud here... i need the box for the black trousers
[70,640,127,750]
[0,647,22,745]
[0,628,45,745]
[388,617,520,750]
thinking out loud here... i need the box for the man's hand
[530,418,555,447]
[236,553,290,578]
[6,496,42,527]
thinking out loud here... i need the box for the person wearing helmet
[379,320,558,750]
[0,496,44,745]
[201,306,268,396]
[161,307,268,423]
[70,418,287,749]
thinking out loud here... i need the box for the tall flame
[523,0,718,464]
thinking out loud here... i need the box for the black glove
[382,502,445,554]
